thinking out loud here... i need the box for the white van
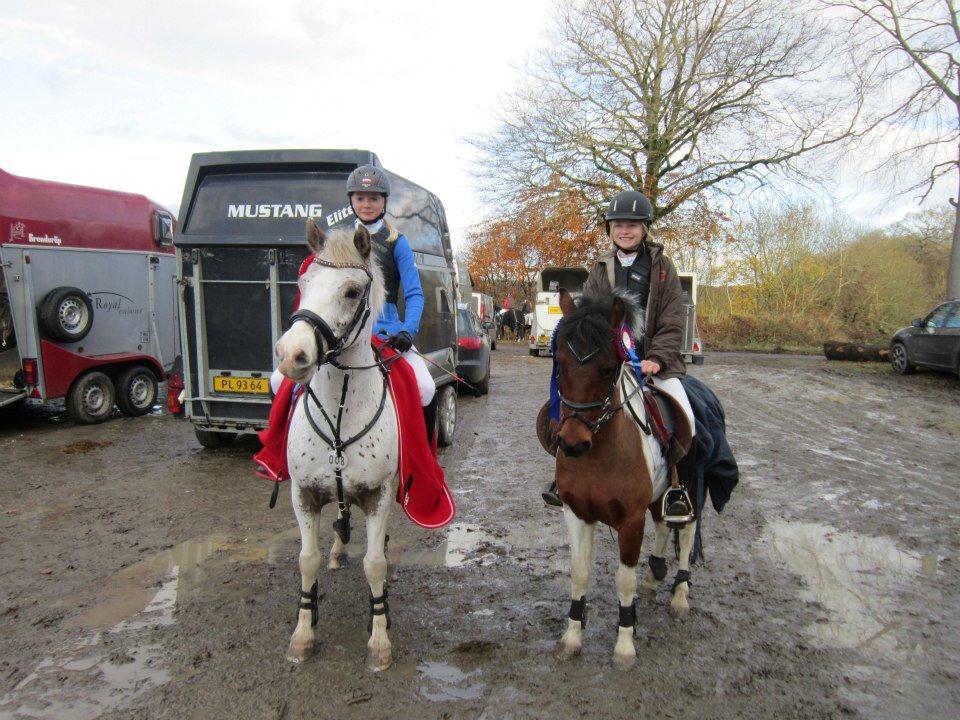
[529,266,589,356]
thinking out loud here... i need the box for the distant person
[541,190,695,521]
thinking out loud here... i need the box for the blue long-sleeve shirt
[372,232,424,340]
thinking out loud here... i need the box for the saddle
[619,369,692,466]
[535,366,693,465]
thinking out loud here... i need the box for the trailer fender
[39,340,165,400]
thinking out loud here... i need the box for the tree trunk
[947,165,960,300]
[822,340,890,362]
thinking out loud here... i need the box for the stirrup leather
[662,486,694,527]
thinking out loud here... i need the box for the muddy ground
[0,344,958,720]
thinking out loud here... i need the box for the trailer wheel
[67,371,115,424]
[195,428,237,448]
[436,383,457,448]
[529,349,538,357]
[40,287,94,342]
[116,365,158,416]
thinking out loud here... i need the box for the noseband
[289,257,373,366]
[557,339,643,435]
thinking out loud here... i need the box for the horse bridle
[557,339,647,435]
[289,256,374,366]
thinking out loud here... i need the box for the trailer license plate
[548,306,562,314]
[213,376,269,394]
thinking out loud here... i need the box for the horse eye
[345,288,360,300]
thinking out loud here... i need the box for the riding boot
[423,396,439,454]
[541,480,562,508]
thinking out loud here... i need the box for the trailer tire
[40,287,94,342]
[116,365,158,416]
[436,383,457,448]
[67,371,115,424]
[195,428,237,448]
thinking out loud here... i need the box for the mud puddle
[0,578,175,720]
[764,520,940,716]
[416,661,485,702]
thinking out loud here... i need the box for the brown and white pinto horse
[552,289,697,669]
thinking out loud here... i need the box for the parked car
[890,300,960,377]
[456,304,490,395]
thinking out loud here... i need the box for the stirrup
[662,487,694,528]
[541,481,562,508]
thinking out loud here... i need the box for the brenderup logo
[28,233,62,246]
[227,204,322,219]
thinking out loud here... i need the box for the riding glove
[389,330,414,353]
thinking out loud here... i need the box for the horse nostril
[559,438,591,458]
[294,351,309,367]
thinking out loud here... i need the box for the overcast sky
[0,0,953,250]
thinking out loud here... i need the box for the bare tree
[825,0,960,299]
[473,0,868,222]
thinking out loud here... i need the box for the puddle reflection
[0,579,175,720]
[766,520,920,651]
[418,661,485,702]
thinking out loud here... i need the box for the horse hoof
[670,587,690,615]
[327,556,341,570]
[613,652,636,671]
[286,638,314,663]
[366,647,392,672]
[639,569,659,593]
[556,640,582,660]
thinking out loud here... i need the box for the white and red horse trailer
[0,167,179,423]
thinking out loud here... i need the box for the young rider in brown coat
[543,190,696,514]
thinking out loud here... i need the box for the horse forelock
[303,228,385,321]
[557,291,638,364]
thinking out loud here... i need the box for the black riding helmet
[347,165,390,223]
[604,190,653,235]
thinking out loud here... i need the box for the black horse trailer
[174,149,459,448]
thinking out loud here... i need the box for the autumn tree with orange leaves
[466,184,607,304]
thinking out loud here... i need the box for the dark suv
[890,300,960,377]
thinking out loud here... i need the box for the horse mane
[314,228,386,321]
[556,289,643,356]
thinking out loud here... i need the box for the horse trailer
[529,266,590,357]
[677,272,705,365]
[470,291,496,349]
[0,167,179,423]
[173,149,460,448]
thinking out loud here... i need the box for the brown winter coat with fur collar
[582,242,687,379]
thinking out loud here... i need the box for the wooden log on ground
[822,340,890,362]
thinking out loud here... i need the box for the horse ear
[558,289,576,318]
[306,218,326,254]
[353,224,371,258]
[610,296,626,327]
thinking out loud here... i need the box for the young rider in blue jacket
[346,166,438,434]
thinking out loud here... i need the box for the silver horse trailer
[174,149,460,448]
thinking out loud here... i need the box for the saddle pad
[619,368,670,499]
